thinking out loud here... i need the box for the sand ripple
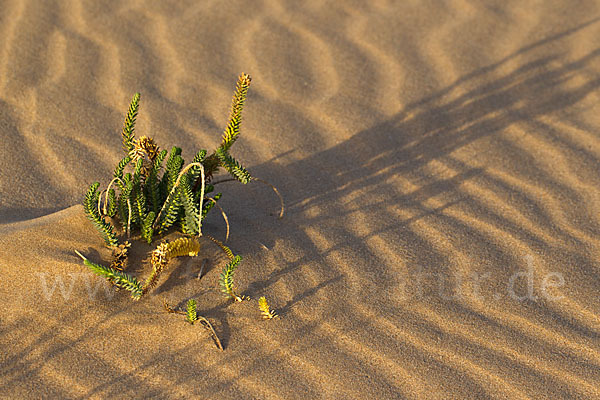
[1,1,600,398]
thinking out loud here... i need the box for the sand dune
[1,0,600,398]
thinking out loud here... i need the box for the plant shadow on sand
[240,43,600,306]
[3,19,600,398]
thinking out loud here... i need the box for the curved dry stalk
[197,162,206,236]
[97,189,106,216]
[103,177,125,215]
[98,177,131,235]
[207,198,230,242]
[252,177,284,218]
[153,162,205,235]
[197,315,223,350]
[126,198,132,238]
[212,176,284,218]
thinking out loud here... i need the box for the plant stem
[198,315,223,350]
[197,162,205,237]
[252,177,285,218]
[207,198,229,241]
[103,177,125,215]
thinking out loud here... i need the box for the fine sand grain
[1,1,600,398]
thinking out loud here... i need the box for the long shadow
[210,49,600,400]
[230,47,600,302]
[218,45,600,396]
[3,22,600,398]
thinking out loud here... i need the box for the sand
[1,0,600,398]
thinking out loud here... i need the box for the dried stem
[197,259,206,280]
[211,178,237,185]
[207,198,230,242]
[163,299,185,314]
[198,315,223,351]
[252,177,284,218]
[98,189,106,216]
[74,250,87,261]
[103,177,124,215]
[211,176,284,218]
[197,162,206,237]
[126,199,132,238]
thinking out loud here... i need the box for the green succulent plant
[76,74,282,305]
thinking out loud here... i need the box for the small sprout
[258,296,278,320]
[163,299,223,350]
[186,299,198,324]
[220,255,243,302]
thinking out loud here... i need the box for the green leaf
[186,299,198,324]
[216,148,251,184]
[220,255,242,299]
[107,188,117,217]
[180,175,199,235]
[220,73,251,153]
[147,149,168,214]
[122,93,140,154]
[157,188,181,234]
[167,155,183,193]
[83,182,119,246]
[160,147,182,195]
[114,155,132,180]
[77,251,142,299]
[141,211,155,244]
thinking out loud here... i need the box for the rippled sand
[1,1,600,398]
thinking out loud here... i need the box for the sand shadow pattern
[2,8,600,399]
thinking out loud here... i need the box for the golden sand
[1,1,599,398]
